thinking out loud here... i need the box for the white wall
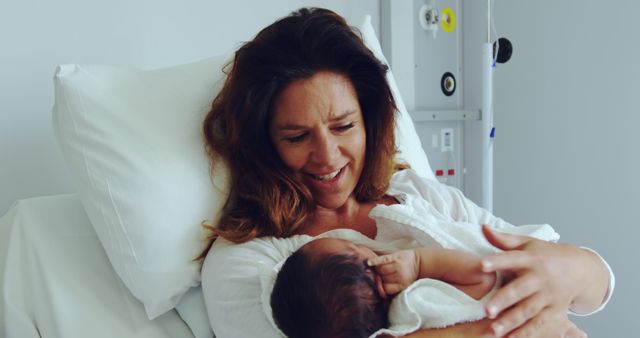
[493,1,639,336]
[0,0,380,214]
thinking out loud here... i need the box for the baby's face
[301,238,388,299]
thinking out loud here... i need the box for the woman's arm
[201,235,312,338]
[402,319,496,338]
[402,315,587,338]
[479,225,610,337]
[392,171,609,337]
[370,244,594,338]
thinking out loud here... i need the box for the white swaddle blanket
[259,198,559,337]
[367,199,558,336]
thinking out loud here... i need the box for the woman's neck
[301,195,397,238]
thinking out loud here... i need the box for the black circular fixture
[493,37,513,64]
[441,72,456,96]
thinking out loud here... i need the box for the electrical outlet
[441,128,453,152]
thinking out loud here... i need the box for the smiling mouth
[308,167,343,182]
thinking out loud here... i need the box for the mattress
[0,194,194,338]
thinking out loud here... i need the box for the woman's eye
[335,122,355,132]
[284,134,307,143]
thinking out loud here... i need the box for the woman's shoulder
[388,168,473,216]
[391,167,438,185]
[201,235,312,338]
[389,168,450,197]
[202,235,311,281]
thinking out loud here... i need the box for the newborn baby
[270,237,497,338]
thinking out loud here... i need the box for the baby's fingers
[367,255,394,267]
[382,282,405,296]
[373,262,398,276]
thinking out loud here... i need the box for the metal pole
[487,0,491,43]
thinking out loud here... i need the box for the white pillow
[52,15,433,321]
[53,55,230,320]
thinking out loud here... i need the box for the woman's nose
[310,133,339,165]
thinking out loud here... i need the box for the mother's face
[269,71,366,210]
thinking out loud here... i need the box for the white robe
[202,169,611,338]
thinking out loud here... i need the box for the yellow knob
[441,7,456,33]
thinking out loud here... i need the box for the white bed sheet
[0,194,194,338]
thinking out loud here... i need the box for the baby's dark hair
[271,248,388,338]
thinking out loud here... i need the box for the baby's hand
[367,250,419,296]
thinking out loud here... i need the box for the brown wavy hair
[199,7,400,253]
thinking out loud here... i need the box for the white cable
[490,0,499,66]
[488,0,497,148]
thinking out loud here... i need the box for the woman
[200,7,613,338]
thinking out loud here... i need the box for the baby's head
[271,238,389,338]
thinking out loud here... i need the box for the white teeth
[313,169,341,181]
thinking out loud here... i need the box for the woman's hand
[479,224,609,337]
[367,250,419,296]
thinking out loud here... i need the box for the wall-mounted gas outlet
[441,128,453,152]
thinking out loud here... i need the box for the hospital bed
[0,16,434,338]
[0,194,200,338]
